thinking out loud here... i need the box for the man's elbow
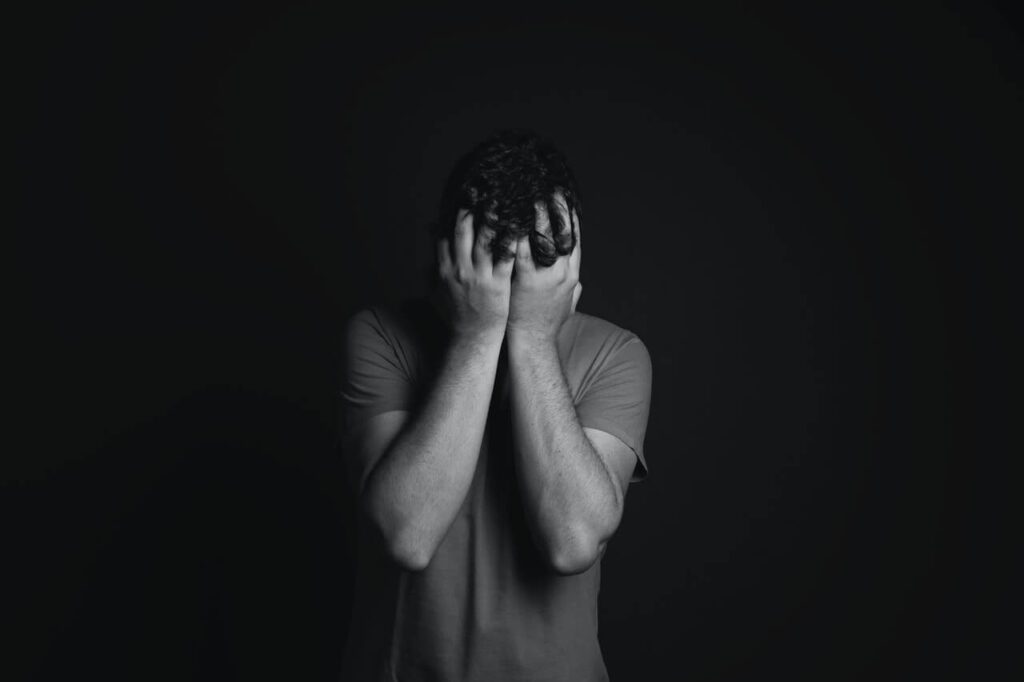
[390,540,433,572]
[362,494,436,572]
[385,528,437,572]
[547,503,622,575]
[547,531,605,576]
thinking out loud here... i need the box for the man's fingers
[572,209,581,249]
[515,234,534,274]
[493,246,515,279]
[555,199,579,281]
[473,224,497,271]
[437,237,453,277]
[454,209,474,272]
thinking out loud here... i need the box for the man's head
[428,129,582,278]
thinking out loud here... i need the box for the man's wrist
[506,326,558,354]
[452,324,507,350]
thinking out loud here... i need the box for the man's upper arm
[575,335,654,484]
[338,307,416,495]
[583,426,638,534]
[343,410,410,497]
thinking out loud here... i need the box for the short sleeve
[575,336,653,483]
[338,307,415,450]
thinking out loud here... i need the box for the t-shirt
[337,295,653,682]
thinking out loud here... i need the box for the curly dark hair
[427,128,582,274]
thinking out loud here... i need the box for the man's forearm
[506,330,622,574]
[363,328,503,569]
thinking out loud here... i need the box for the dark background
[10,2,1019,680]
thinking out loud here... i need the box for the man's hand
[437,209,516,340]
[507,199,582,343]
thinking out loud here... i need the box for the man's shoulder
[563,311,649,377]
[348,295,420,325]
[570,310,643,350]
[345,296,443,356]
[347,302,643,356]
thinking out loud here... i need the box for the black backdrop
[11,3,1019,681]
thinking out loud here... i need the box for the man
[337,129,653,681]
